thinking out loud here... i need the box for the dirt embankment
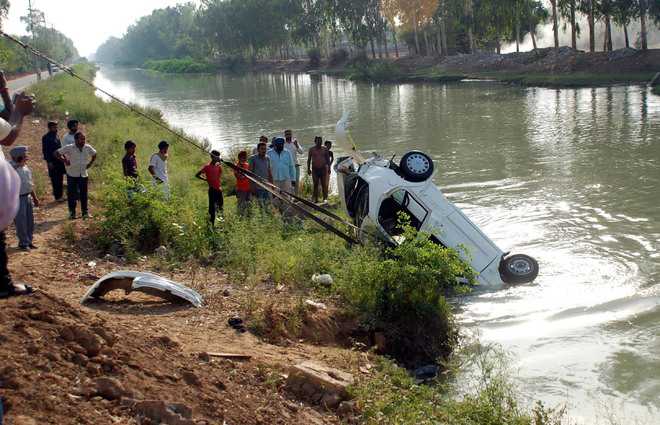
[1,121,369,424]
[251,47,660,86]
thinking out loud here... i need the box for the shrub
[336,217,475,365]
[307,48,322,68]
[352,356,565,425]
[347,61,404,83]
[143,58,216,74]
[328,48,349,66]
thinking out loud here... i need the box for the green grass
[352,356,565,425]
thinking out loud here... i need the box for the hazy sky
[3,0,197,57]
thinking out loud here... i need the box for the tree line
[0,3,79,75]
[95,0,659,66]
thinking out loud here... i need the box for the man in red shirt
[234,150,251,216]
[195,150,223,224]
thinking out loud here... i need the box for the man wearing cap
[56,132,97,219]
[267,137,296,209]
[0,69,36,298]
[42,120,65,201]
[149,141,170,198]
[9,146,39,250]
[284,129,303,194]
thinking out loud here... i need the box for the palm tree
[549,0,560,48]
[559,0,579,48]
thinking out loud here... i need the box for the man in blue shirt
[267,137,296,205]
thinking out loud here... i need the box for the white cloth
[57,143,97,178]
[149,153,168,183]
[0,158,20,231]
[62,133,76,146]
[284,140,304,165]
[12,163,34,195]
[0,117,13,161]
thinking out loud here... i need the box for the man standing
[267,137,296,209]
[284,129,303,194]
[42,120,65,201]
[62,119,79,146]
[196,150,223,224]
[149,141,170,198]
[307,136,331,204]
[10,146,39,250]
[0,68,36,299]
[249,141,273,208]
[56,132,97,219]
[122,140,138,179]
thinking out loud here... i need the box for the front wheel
[499,254,539,284]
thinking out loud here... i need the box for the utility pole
[28,0,41,80]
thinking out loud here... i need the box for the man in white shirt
[62,119,79,146]
[56,132,97,219]
[0,69,36,298]
[284,129,304,194]
[149,140,170,198]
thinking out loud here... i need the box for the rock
[304,300,327,311]
[92,377,127,401]
[337,401,356,418]
[182,371,201,387]
[311,274,333,287]
[132,400,195,425]
[12,416,38,425]
[154,335,180,349]
[374,332,386,352]
[59,325,103,357]
[155,245,168,256]
[286,361,354,409]
[197,352,210,362]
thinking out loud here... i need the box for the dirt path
[2,120,362,424]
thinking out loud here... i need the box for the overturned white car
[334,151,539,287]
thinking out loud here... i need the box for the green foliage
[653,85,660,96]
[328,48,350,66]
[337,219,475,364]
[347,61,405,82]
[143,58,216,74]
[352,356,565,425]
[307,48,322,68]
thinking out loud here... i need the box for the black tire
[399,151,434,182]
[499,254,539,284]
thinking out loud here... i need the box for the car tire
[499,254,539,284]
[399,151,434,182]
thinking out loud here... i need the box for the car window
[381,189,429,232]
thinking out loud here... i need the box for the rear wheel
[399,151,434,183]
[499,254,539,284]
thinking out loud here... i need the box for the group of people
[121,129,335,225]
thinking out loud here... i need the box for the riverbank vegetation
[143,58,216,74]
[27,63,566,424]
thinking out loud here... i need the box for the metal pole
[28,0,41,81]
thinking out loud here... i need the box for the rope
[0,30,362,245]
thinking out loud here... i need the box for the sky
[3,0,198,57]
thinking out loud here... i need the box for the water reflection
[95,67,660,423]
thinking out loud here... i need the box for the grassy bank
[143,58,217,74]
[29,65,563,424]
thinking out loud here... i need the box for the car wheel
[399,151,434,182]
[499,254,539,284]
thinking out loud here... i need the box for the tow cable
[0,31,361,245]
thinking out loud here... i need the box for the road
[8,71,52,92]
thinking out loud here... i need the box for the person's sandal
[0,283,34,299]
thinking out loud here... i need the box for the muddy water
[96,67,659,423]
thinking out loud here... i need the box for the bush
[347,61,404,83]
[328,48,349,66]
[336,218,475,365]
[307,48,322,68]
[143,58,216,74]
[218,54,247,72]
[352,357,565,425]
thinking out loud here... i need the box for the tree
[559,0,578,48]
[578,0,597,51]
[612,0,636,48]
[549,0,560,48]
